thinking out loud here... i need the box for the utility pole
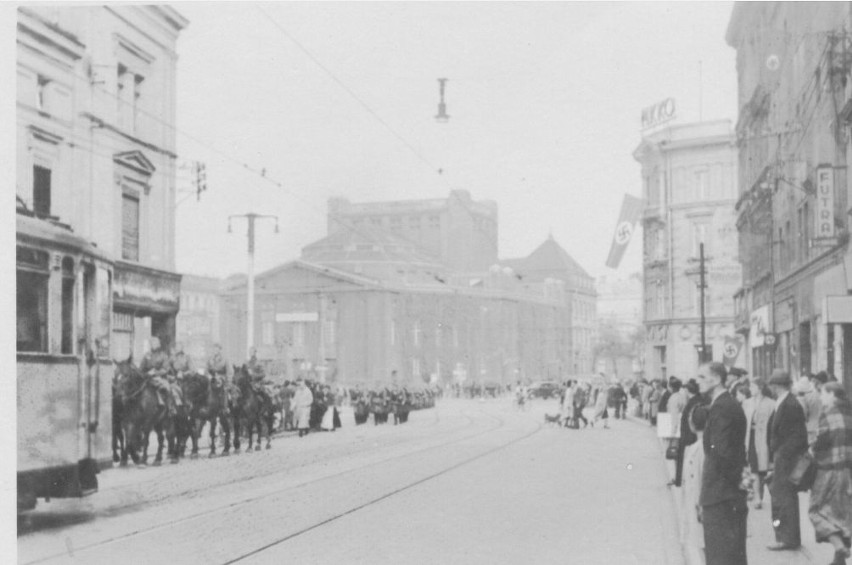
[699,242,707,363]
[229,213,279,357]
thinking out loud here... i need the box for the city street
[19,399,681,565]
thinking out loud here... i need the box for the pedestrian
[766,368,809,551]
[682,405,710,565]
[659,376,674,414]
[592,384,609,429]
[649,380,663,426]
[668,377,688,436]
[573,381,589,429]
[697,361,748,565]
[292,379,313,437]
[808,382,852,565]
[675,379,704,488]
[796,373,823,447]
[561,380,575,428]
[746,377,774,510]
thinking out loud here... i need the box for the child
[681,405,709,565]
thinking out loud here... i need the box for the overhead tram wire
[253,5,503,258]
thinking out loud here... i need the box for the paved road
[18,399,682,565]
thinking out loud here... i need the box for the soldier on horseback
[246,347,274,408]
[140,337,175,416]
[207,343,233,415]
[167,342,191,405]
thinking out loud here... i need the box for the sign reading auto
[641,98,676,130]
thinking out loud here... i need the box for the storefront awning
[114,261,181,314]
[825,296,852,324]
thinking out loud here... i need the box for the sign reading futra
[815,164,835,237]
[641,98,676,130]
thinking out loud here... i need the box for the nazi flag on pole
[605,194,644,269]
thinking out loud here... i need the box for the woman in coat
[808,382,852,565]
[681,405,709,565]
[292,379,314,437]
[746,377,775,509]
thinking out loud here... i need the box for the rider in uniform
[207,343,233,414]
[168,342,192,408]
[140,337,174,415]
[246,347,274,407]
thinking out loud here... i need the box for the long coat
[292,386,314,430]
[768,391,808,546]
[745,395,774,472]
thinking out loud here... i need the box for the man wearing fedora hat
[766,368,809,551]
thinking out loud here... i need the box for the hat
[768,369,792,387]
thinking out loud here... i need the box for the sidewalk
[626,411,835,565]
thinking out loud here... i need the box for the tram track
[224,409,541,565]
[22,404,529,565]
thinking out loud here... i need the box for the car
[528,381,561,399]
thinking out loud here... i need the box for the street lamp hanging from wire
[435,78,450,123]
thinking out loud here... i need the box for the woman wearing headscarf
[808,382,852,565]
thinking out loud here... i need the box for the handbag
[665,438,680,460]
[789,451,816,491]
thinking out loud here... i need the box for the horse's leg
[265,412,273,449]
[220,414,231,455]
[208,417,218,457]
[190,418,201,459]
[154,424,165,465]
[232,411,241,453]
[122,421,135,466]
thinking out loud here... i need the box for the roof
[16,211,112,263]
[302,224,443,268]
[502,235,592,282]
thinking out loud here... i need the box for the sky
[172,1,739,281]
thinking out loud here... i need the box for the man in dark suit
[766,369,808,550]
[697,362,748,565]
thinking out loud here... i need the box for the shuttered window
[122,192,139,261]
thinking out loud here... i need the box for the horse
[181,371,232,458]
[113,358,177,466]
[233,365,273,451]
[112,373,125,464]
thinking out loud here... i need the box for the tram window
[17,270,48,352]
[61,258,74,354]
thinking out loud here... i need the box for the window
[413,321,421,347]
[655,280,665,317]
[371,217,382,227]
[435,324,443,347]
[695,169,708,201]
[292,322,305,347]
[122,192,140,261]
[323,319,336,345]
[61,257,74,354]
[262,321,273,346]
[17,269,49,352]
[409,216,421,229]
[33,165,51,218]
[390,319,396,345]
[691,222,707,258]
[117,64,144,133]
[133,75,144,132]
[429,215,440,228]
[37,75,50,110]
[390,216,402,230]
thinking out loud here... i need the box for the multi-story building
[595,272,644,378]
[16,5,188,361]
[727,3,852,388]
[176,274,222,363]
[634,120,741,380]
[327,189,498,273]
[220,196,594,385]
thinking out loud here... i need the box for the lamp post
[686,242,710,364]
[228,213,278,356]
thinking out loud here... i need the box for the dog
[544,413,562,426]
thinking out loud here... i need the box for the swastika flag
[605,194,644,269]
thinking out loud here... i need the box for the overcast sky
[172,1,738,281]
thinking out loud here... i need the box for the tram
[17,211,114,511]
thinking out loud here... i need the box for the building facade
[595,272,644,378]
[727,2,852,390]
[176,274,222,363]
[327,189,498,273]
[16,5,187,361]
[635,121,742,380]
[220,194,595,385]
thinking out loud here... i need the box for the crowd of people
[652,363,852,565]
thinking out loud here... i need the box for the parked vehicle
[528,381,561,399]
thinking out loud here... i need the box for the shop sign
[749,305,771,347]
[775,300,795,333]
[275,312,318,323]
[641,98,676,130]
[825,295,852,323]
[114,264,180,312]
[815,165,835,238]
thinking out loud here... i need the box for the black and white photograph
[8,2,852,564]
